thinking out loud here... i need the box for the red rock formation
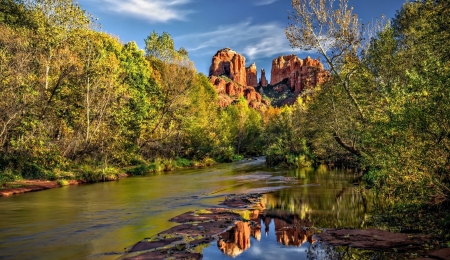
[209,48,247,86]
[246,63,257,87]
[209,76,262,107]
[259,68,268,87]
[270,55,328,93]
[209,48,268,109]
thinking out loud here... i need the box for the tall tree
[140,31,196,158]
[285,0,371,158]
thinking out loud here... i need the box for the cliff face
[259,68,268,87]
[209,48,247,86]
[208,49,328,108]
[209,48,264,108]
[209,76,262,108]
[246,63,258,87]
[270,55,327,93]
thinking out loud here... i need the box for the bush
[215,146,237,163]
[57,179,69,187]
[202,157,215,166]
[22,162,53,180]
[0,168,21,186]
[126,164,150,176]
[175,157,193,167]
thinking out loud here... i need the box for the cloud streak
[98,0,194,23]
[176,19,313,62]
[253,0,279,6]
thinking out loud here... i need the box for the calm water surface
[0,158,369,259]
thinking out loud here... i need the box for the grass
[2,156,217,186]
[57,179,69,187]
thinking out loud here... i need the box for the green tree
[0,0,36,28]
[362,0,450,206]
[140,31,196,159]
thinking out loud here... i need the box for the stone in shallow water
[128,237,183,252]
[427,248,450,260]
[221,193,265,208]
[168,208,240,223]
[125,249,202,260]
[317,228,431,252]
[159,220,233,237]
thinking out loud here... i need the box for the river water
[0,158,369,259]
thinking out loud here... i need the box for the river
[0,158,369,259]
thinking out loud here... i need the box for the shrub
[175,157,192,167]
[126,164,150,176]
[202,157,215,166]
[57,179,69,187]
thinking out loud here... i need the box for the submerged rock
[317,228,431,252]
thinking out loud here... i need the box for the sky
[77,0,407,81]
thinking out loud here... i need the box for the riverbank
[0,179,86,196]
[0,157,260,197]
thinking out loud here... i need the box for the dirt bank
[0,180,84,196]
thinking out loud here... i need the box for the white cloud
[176,19,314,62]
[253,0,279,6]
[98,0,194,23]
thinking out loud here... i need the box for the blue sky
[77,0,406,80]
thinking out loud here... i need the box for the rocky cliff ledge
[209,48,264,108]
[209,48,247,86]
[208,49,329,108]
[270,55,328,93]
[246,63,258,87]
[259,68,268,87]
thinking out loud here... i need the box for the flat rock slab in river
[159,221,233,237]
[221,193,265,208]
[125,249,202,260]
[169,208,240,223]
[128,237,183,252]
[317,228,431,252]
[415,248,450,260]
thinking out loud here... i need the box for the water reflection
[263,167,370,228]
[215,212,317,257]
[217,222,251,257]
[203,167,371,259]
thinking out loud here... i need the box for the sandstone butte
[246,63,258,87]
[270,54,328,94]
[209,47,247,86]
[209,48,263,108]
[208,48,328,108]
[259,68,268,87]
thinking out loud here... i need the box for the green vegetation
[284,0,450,236]
[0,0,263,184]
[1,0,449,237]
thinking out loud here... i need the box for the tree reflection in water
[205,167,377,259]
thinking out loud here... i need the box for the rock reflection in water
[217,210,316,257]
[217,221,251,257]
[273,218,316,247]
